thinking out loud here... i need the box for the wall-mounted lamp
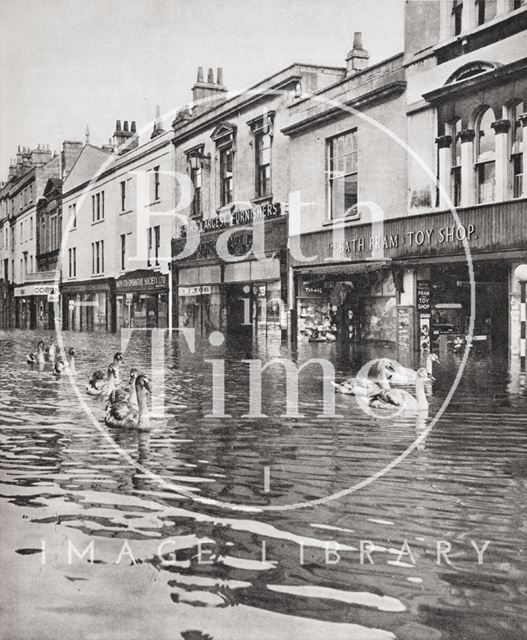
[188,152,211,171]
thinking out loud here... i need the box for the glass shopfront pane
[93,292,107,330]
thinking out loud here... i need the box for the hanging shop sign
[116,270,168,292]
[417,281,431,314]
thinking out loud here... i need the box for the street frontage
[1,0,527,638]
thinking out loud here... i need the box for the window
[92,240,104,274]
[476,108,496,203]
[153,166,160,201]
[120,180,126,211]
[220,148,233,206]
[511,101,524,198]
[328,130,358,219]
[92,191,105,221]
[476,0,497,25]
[147,227,152,267]
[29,217,33,240]
[452,0,463,35]
[69,203,77,228]
[190,163,202,218]
[255,132,272,198]
[120,234,126,270]
[451,120,462,206]
[68,247,76,277]
[154,225,160,266]
[513,0,524,9]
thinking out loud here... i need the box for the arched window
[509,101,524,198]
[449,119,462,206]
[476,107,496,203]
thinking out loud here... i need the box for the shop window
[255,132,272,198]
[476,0,497,25]
[452,0,463,35]
[476,108,496,203]
[510,101,524,198]
[328,129,358,219]
[220,148,233,206]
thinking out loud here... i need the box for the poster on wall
[420,314,431,351]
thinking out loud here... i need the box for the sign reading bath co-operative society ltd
[116,270,168,292]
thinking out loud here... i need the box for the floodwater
[1,328,526,640]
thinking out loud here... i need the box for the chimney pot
[197,66,204,83]
[217,67,224,86]
[123,121,129,132]
[116,120,122,131]
[131,121,136,133]
[353,32,363,49]
[207,67,214,84]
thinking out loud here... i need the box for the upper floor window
[120,180,127,211]
[92,240,104,274]
[120,234,126,270]
[68,247,76,278]
[452,0,463,35]
[69,203,77,228]
[92,191,105,222]
[187,153,203,218]
[255,132,272,198]
[476,107,496,203]
[450,119,463,207]
[220,148,233,206]
[510,101,524,198]
[153,166,160,201]
[476,0,497,25]
[328,129,358,219]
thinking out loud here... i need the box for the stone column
[458,129,475,206]
[491,119,511,201]
[519,113,527,197]
[461,0,476,32]
[436,135,453,209]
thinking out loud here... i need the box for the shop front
[115,269,169,330]
[13,279,59,330]
[291,199,527,358]
[172,202,288,339]
[61,279,115,332]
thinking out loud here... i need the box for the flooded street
[1,329,527,640]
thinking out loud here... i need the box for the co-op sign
[14,284,57,300]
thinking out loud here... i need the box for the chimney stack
[190,66,228,118]
[346,31,369,75]
[151,105,165,139]
[61,141,84,178]
[113,118,138,154]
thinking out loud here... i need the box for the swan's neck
[137,387,148,414]
[415,378,428,409]
[129,381,138,407]
[426,355,433,375]
[107,375,116,396]
[379,370,391,391]
[68,355,76,373]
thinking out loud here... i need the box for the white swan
[379,354,439,385]
[332,360,396,396]
[369,367,430,412]
[105,373,151,430]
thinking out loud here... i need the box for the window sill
[119,209,133,216]
[91,219,105,226]
[251,194,273,205]
[147,200,162,207]
[91,273,106,278]
[322,215,361,228]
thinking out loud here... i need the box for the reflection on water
[1,329,527,640]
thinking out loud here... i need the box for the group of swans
[332,353,440,413]
[86,352,152,430]
[27,337,76,377]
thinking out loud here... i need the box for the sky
[0,0,404,179]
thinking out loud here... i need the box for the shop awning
[295,260,391,277]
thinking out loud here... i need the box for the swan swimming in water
[332,360,396,396]
[86,364,118,397]
[27,340,45,365]
[378,354,439,385]
[108,368,138,408]
[105,373,152,430]
[369,367,431,412]
[53,348,76,377]
[45,337,56,362]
